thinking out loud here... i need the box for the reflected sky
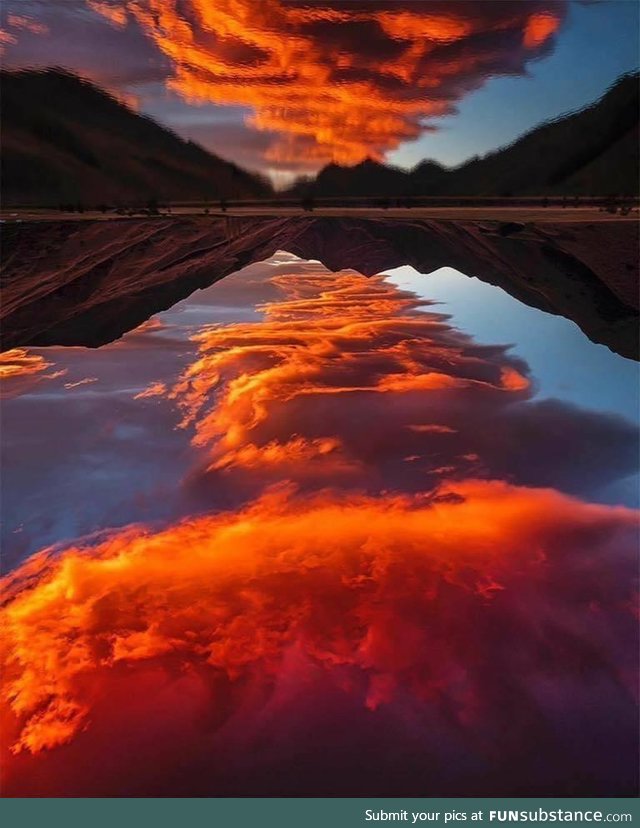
[1,255,638,796]
[2,255,638,566]
[388,265,640,508]
[0,259,286,569]
[387,265,639,421]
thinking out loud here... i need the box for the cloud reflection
[1,264,637,796]
[0,348,65,398]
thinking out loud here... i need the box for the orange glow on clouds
[1,267,637,796]
[2,481,636,760]
[160,272,530,477]
[86,0,127,29]
[0,348,65,398]
[524,12,561,48]
[0,13,48,55]
[0,348,52,381]
[88,1,566,169]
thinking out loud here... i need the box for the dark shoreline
[2,215,638,359]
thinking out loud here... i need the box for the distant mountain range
[1,69,637,206]
[1,69,272,206]
[290,72,639,198]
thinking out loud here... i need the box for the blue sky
[386,264,640,507]
[389,0,640,169]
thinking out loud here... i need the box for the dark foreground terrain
[1,69,271,206]
[2,214,638,359]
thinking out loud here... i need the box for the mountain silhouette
[1,69,272,206]
[2,69,637,205]
[290,73,639,198]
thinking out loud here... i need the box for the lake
[1,253,638,796]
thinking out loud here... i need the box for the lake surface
[2,253,638,796]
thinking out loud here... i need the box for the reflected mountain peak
[3,214,638,359]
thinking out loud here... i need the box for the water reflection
[1,254,638,796]
[388,265,640,421]
[0,259,288,568]
[388,265,640,507]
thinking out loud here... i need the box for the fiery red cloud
[1,269,637,796]
[87,0,567,169]
[0,348,65,398]
[0,13,48,55]
[164,272,532,487]
[3,482,637,795]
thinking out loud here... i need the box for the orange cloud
[63,376,98,390]
[86,1,128,29]
[159,272,529,480]
[6,14,48,36]
[0,11,48,55]
[1,480,637,793]
[134,380,168,399]
[87,1,567,169]
[0,348,65,398]
[523,11,561,48]
[0,348,52,381]
[408,424,457,434]
[133,267,635,505]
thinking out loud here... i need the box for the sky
[1,1,638,183]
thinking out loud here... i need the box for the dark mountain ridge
[2,68,637,205]
[3,215,638,359]
[1,69,273,206]
[290,72,639,198]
